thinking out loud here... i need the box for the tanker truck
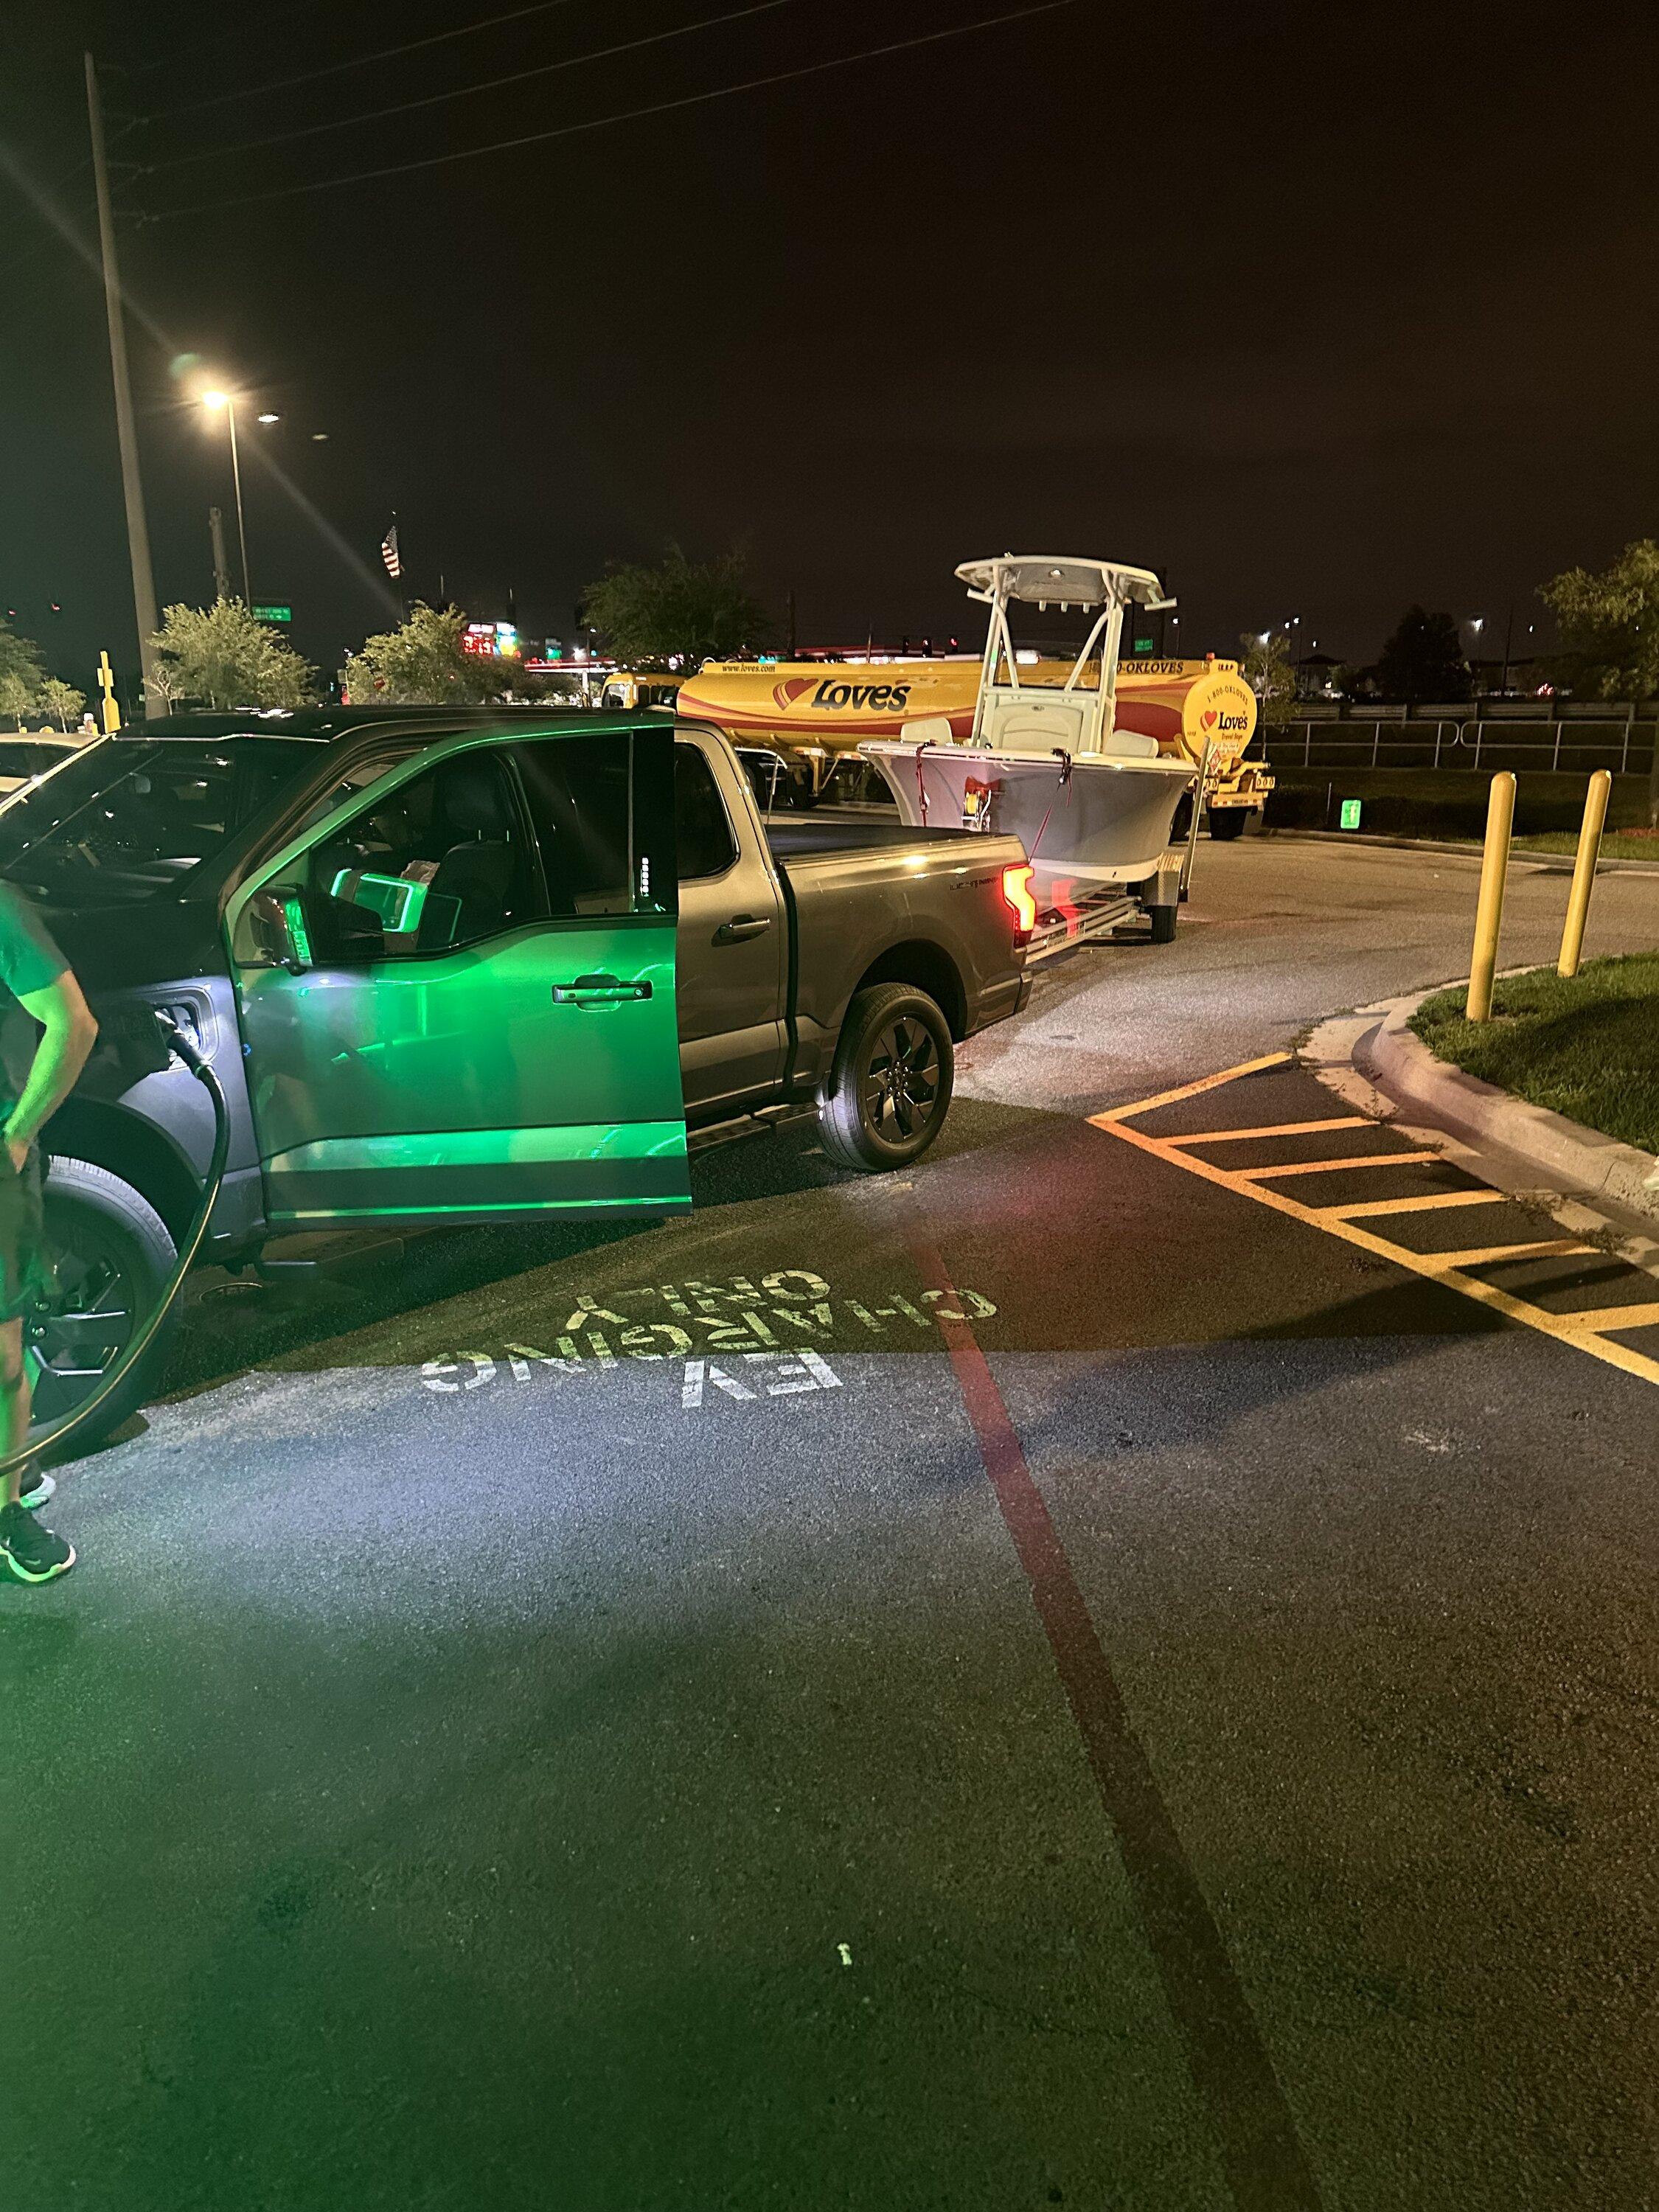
[677,650,1270,834]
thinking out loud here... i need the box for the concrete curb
[1346,988,1659,1224]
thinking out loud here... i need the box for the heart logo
[1202,709,1218,729]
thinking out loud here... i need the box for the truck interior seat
[420,759,518,947]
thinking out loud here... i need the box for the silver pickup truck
[4,707,1031,1448]
[673,720,1032,1168]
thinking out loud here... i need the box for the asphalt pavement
[5,834,1659,2211]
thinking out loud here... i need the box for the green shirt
[0,885,69,1119]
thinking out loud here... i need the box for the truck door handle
[551,973,653,1006]
[713,914,772,944]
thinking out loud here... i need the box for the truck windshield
[0,739,318,904]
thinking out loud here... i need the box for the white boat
[860,556,1200,904]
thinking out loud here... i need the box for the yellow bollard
[1467,771,1516,1022]
[1557,769,1611,978]
[97,650,122,735]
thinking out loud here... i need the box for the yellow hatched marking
[1321,1189,1507,1221]
[1093,1074,1659,1390]
[1235,1151,1442,1181]
[1562,1302,1659,1335]
[1430,1239,1599,1269]
[1176,1117,1370,1147]
[1092,1051,1291,1125]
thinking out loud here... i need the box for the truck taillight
[1001,863,1037,934]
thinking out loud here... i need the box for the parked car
[0,708,1032,1444]
[0,731,95,798]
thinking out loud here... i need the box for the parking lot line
[1092,1051,1295,1124]
[1321,1189,1507,1220]
[1565,1301,1659,1335]
[1090,1069,1659,1391]
[1177,1116,1371,1146]
[1235,1150,1441,1180]
[1429,1239,1600,1268]
[906,1225,1324,2211]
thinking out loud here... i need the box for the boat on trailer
[859,557,1202,927]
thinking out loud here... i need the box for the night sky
[3,0,1656,694]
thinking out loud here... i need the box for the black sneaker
[0,1500,74,1584]
[17,1464,54,1511]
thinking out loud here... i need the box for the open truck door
[226,725,690,1225]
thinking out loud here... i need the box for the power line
[146,1,1077,220]
[141,0,799,175]
[145,0,598,119]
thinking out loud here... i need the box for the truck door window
[672,742,737,878]
[512,732,675,919]
[252,748,546,961]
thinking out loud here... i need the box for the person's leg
[0,1313,27,1506]
[0,1179,74,1581]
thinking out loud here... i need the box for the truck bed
[763,817,991,863]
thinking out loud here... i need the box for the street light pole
[225,397,251,605]
[85,51,161,714]
[203,389,253,605]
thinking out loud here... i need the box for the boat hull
[860,742,1194,897]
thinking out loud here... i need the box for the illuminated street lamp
[201,386,251,605]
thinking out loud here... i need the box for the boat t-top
[859,554,1203,905]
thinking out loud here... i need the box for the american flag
[380,525,402,580]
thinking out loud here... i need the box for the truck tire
[1150,903,1178,944]
[29,1158,179,1455]
[819,984,955,1172]
[1208,808,1247,841]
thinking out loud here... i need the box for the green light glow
[330,869,434,936]
[283,895,313,964]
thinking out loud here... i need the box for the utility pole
[209,507,232,603]
[86,52,160,714]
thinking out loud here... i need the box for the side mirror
[305,892,386,965]
[243,888,304,973]
[239,888,385,971]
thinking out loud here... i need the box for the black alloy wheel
[28,1159,179,1453]
[819,983,956,1172]
[863,1012,943,1146]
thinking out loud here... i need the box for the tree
[1540,539,1659,701]
[36,678,86,730]
[0,620,46,727]
[1238,630,1298,723]
[0,674,34,730]
[151,599,317,709]
[582,545,772,665]
[1375,606,1471,703]
[341,602,517,706]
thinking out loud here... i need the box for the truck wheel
[1208,809,1246,841]
[819,984,955,1172]
[1150,903,1178,944]
[28,1158,179,1456]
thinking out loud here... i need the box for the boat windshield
[0,739,319,905]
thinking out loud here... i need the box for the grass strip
[1411,953,1659,1153]
[1514,827,1659,856]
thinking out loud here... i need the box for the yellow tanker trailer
[678,651,1269,834]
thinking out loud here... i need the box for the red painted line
[908,1229,1322,2211]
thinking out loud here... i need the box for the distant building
[1294,651,1344,700]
